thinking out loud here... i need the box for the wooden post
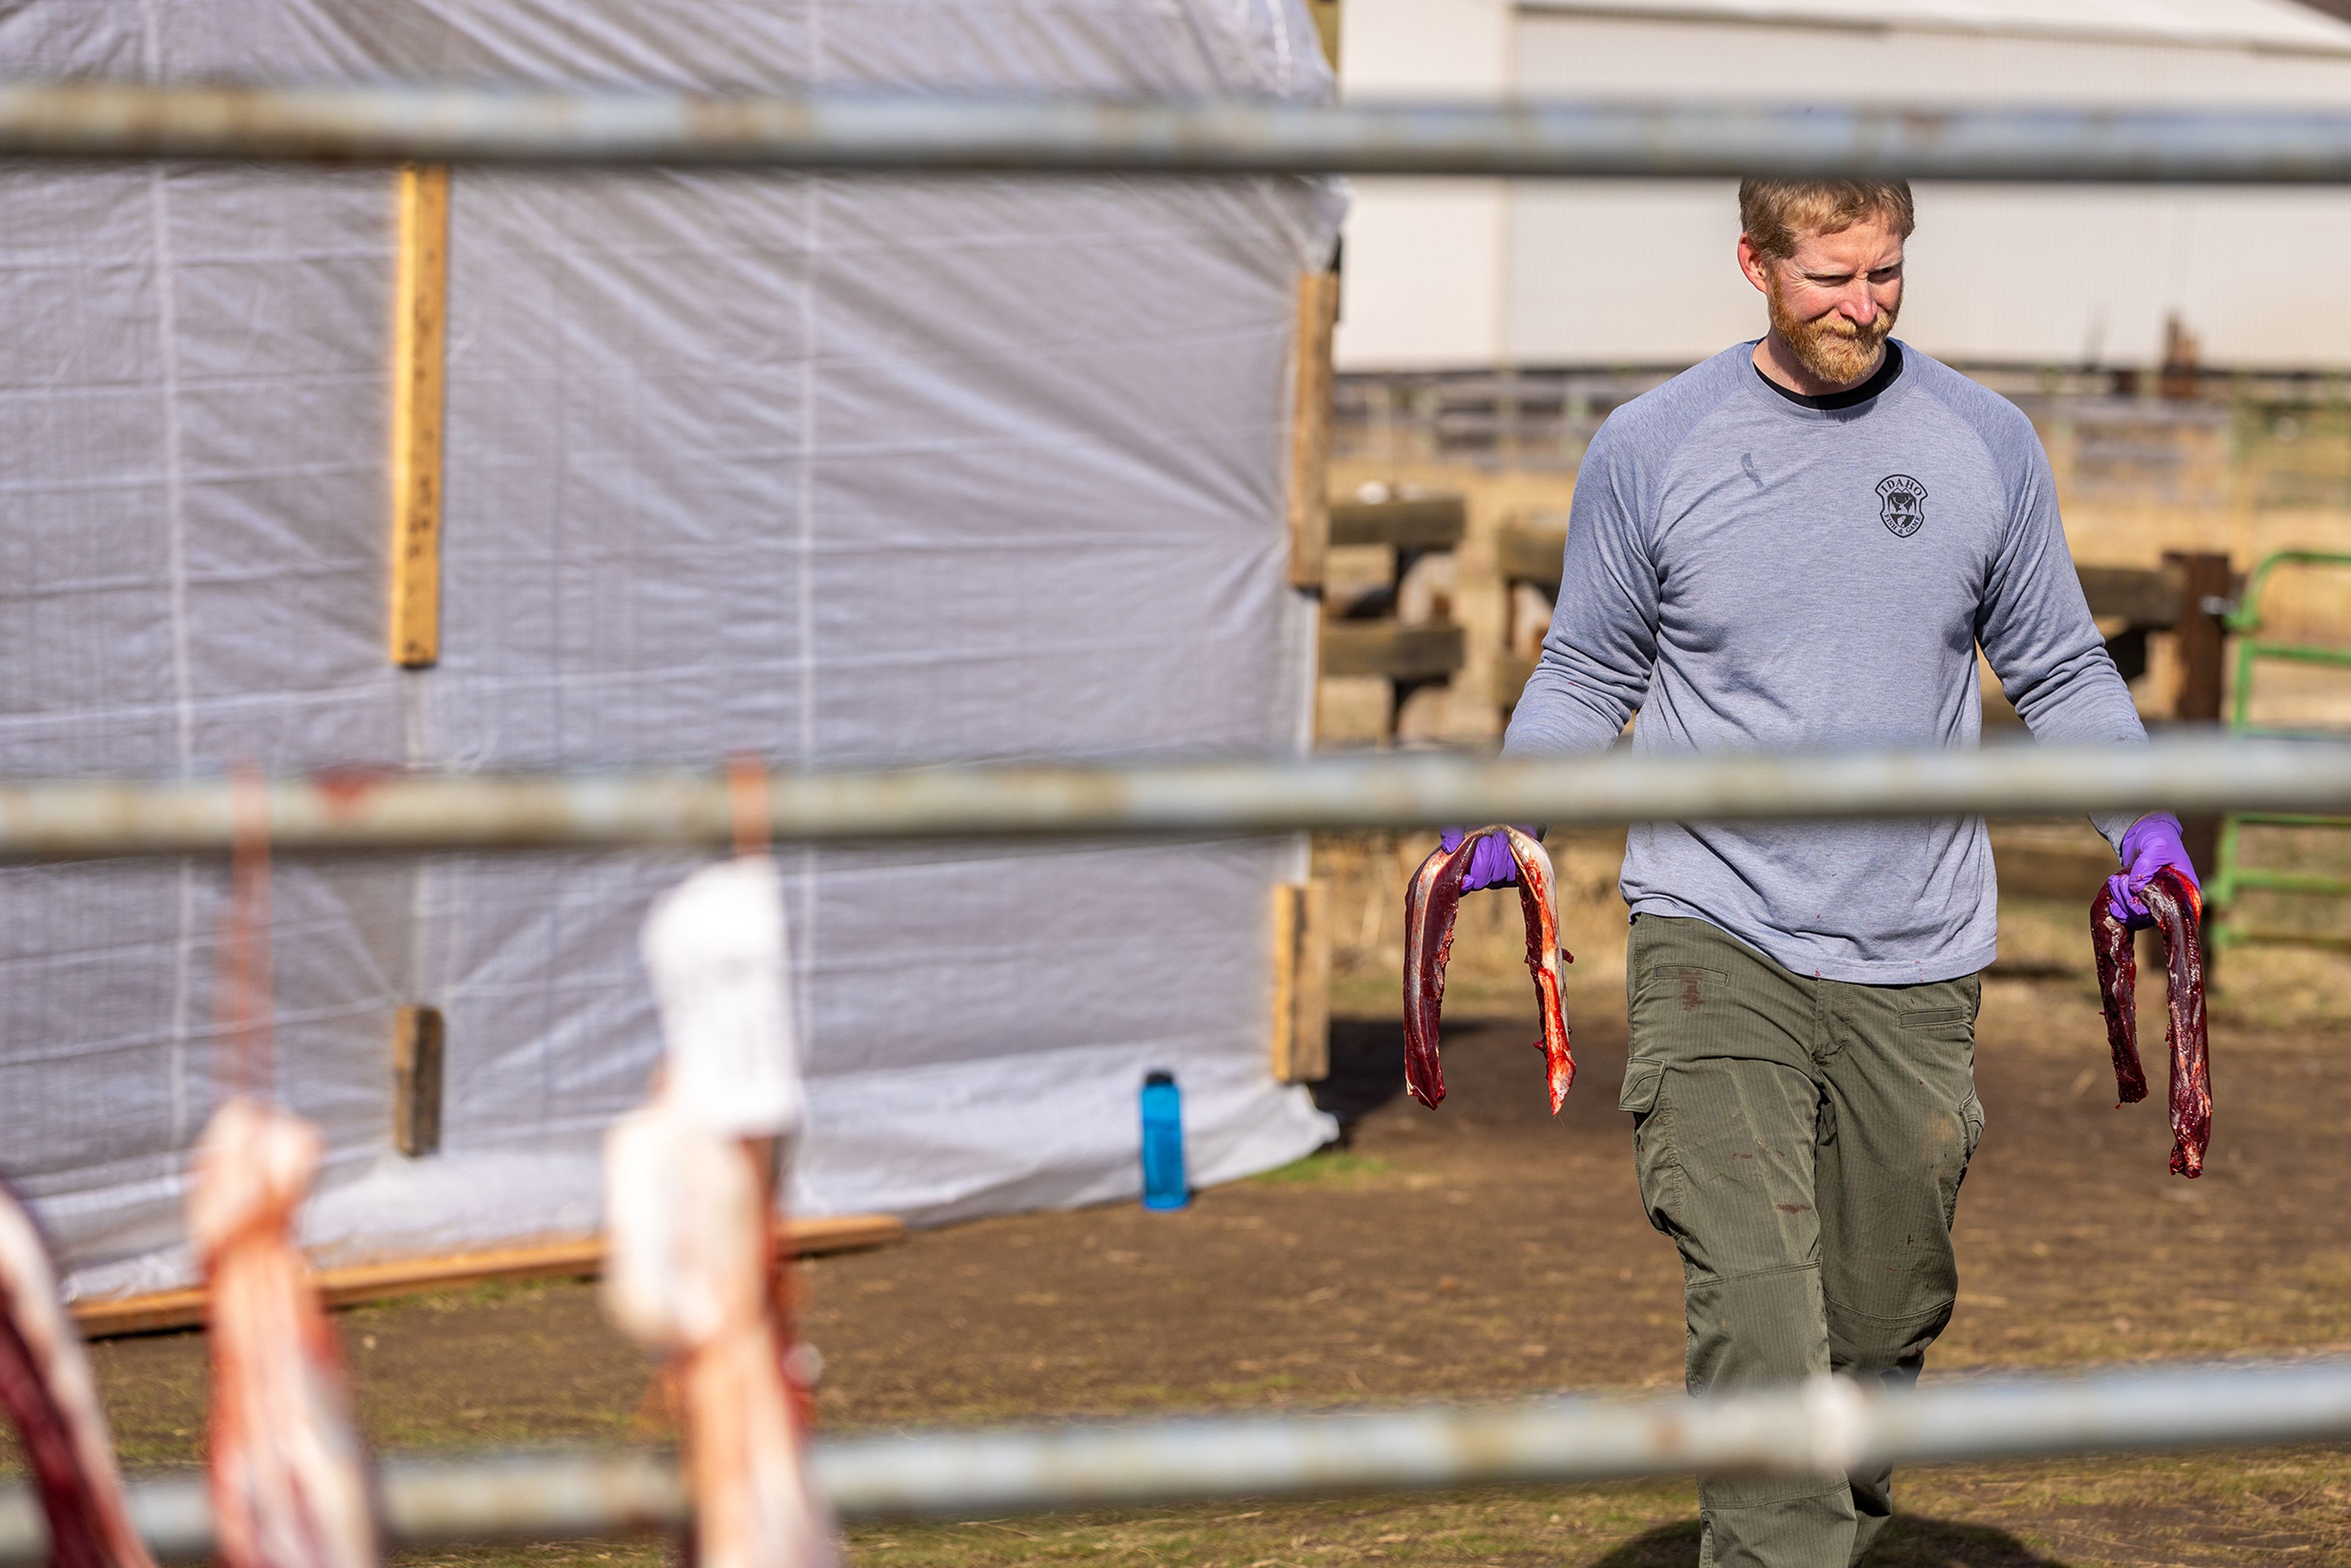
[1307,0,1341,70]
[1284,273,1338,1025]
[2165,550,2233,878]
[393,1004,445,1157]
[1269,882,1331,1084]
[1287,271,1340,591]
[2166,551,2231,726]
[389,163,451,669]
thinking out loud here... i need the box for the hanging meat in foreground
[1403,825,1574,1112]
[2091,867,2211,1178]
[605,855,840,1568]
[0,1185,157,1568]
[189,1098,380,1568]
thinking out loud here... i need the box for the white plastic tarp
[0,0,1344,1300]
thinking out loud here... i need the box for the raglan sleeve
[1501,422,1662,757]
[1973,411,2150,851]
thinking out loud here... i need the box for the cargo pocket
[1899,1005,1975,1043]
[1622,1066,1686,1240]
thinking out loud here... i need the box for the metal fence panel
[13,83,2351,179]
[6,1360,2350,1561]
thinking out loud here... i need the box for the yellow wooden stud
[389,163,451,668]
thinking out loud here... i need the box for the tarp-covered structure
[0,0,1344,1300]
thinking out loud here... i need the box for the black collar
[1754,341,1903,410]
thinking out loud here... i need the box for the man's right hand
[1439,827,1526,892]
[2106,812,2199,929]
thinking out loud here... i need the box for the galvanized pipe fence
[2,1357,2347,1561]
[12,80,2351,179]
[1,59,2343,1566]
[0,736,2341,858]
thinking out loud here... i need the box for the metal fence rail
[0,736,2342,859]
[15,81,2351,179]
[3,1359,2347,1561]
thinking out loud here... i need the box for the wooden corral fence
[1321,493,1468,701]
[1497,521,2238,901]
[1274,489,1470,1084]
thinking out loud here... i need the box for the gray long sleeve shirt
[1502,340,2144,984]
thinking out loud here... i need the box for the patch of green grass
[1249,1152,1397,1188]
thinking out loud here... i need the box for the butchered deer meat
[606,855,839,1568]
[2091,866,2211,1178]
[1403,825,1574,1113]
[189,1098,380,1568]
[0,1185,157,1568]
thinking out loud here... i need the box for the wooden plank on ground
[1328,495,1466,551]
[1320,619,1463,680]
[389,163,451,669]
[1269,882,1331,1084]
[70,1214,906,1338]
[1287,271,1341,590]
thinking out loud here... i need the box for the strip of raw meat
[2089,869,2210,1177]
[189,1098,378,1568]
[2141,868,2211,1178]
[2089,886,2149,1106]
[1401,835,1474,1109]
[0,1186,157,1568]
[607,857,839,1568]
[1402,826,1575,1112]
[1498,827,1577,1111]
[607,1107,834,1568]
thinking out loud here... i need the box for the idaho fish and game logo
[1876,473,1927,537]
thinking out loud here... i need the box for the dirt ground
[47,913,2351,1568]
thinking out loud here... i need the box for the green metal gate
[2210,550,2351,949]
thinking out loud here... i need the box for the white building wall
[1333,0,1512,367]
[1339,0,2351,370]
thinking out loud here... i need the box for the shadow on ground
[1588,1517,2071,1567]
[1311,1015,1409,1135]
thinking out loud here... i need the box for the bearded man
[1450,179,2200,1567]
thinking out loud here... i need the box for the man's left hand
[2105,813,2199,928]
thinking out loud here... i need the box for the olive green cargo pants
[1619,915,1985,1568]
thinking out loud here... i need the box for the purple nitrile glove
[2105,812,2199,929]
[1439,827,1528,893]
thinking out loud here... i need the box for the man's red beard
[1767,271,1897,386]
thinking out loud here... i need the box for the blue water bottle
[1139,1070,1189,1211]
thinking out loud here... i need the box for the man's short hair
[1738,178,1915,262]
